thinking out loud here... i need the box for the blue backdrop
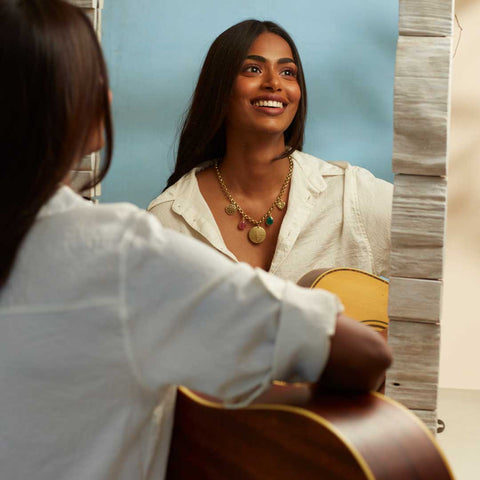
[101,1,398,208]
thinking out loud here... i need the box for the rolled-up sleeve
[119,211,341,405]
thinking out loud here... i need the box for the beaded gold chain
[214,156,293,244]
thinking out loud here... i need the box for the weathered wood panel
[386,320,440,411]
[393,36,452,176]
[389,277,442,323]
[390,174,447,279]
[78,154,95,171]
[70,170,101,198]
[96,8,102,39]
[399,0,454,37]
[389,0,453,435]
[66,0,97,7]
[78,152,100,171]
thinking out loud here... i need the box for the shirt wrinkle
[117,213,155,396]
[349,169,375,273]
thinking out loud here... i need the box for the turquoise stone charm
[266,216,274,226]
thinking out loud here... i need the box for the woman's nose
[262,70,281,91]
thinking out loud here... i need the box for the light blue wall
[101,1,398,208]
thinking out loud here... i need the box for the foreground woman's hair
[0,0,113,287]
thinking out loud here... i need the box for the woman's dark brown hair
[0,0,113,287]
[165,19,307,189]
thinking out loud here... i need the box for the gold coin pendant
[225,203,237,215]
[248,226,266,244]
[276,199,286,210]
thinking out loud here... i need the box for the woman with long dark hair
[0,2,390,479]
[149,20,392,281]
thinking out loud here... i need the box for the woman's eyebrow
[278,57,296,65]
[246,54,296,65]
[246,54,267,63]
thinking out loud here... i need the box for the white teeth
[254,100,283,108]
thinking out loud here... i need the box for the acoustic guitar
[166,269,454,479]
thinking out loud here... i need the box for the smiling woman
[227,33,301,139]
[148,19,393,282]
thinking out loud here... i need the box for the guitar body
[298,268,389,333]
[166,269,453,479]
[167,386,454,479]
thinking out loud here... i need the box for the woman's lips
[251,98,288,115]
[252,99,285,108]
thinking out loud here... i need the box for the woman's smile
[251,95,288,115]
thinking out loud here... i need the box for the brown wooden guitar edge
[166,385,455,480]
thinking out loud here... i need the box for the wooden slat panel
[70,170,101,198]
[411,409,437,436]
[385,320,440,411]
[393,36,452,176]
[395,36,451,102]
[399,0,454,37]
[390,247,443,280]
[388,277,442,323]
[78,154,95,171]
[66,0,97,7]
[77,152,100,172]
[390,174,447,279]
[387,0,453,441]
[96,8,102,39]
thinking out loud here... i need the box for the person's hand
[315,313,392,393]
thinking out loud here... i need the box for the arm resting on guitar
[316,313,392,394]
[253,313,391,405]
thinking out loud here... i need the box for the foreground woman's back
[0,186,346,479]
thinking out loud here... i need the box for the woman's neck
[221,134,290,197]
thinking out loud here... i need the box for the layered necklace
[214,156,293,244]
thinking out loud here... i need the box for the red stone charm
[238,219,247,230]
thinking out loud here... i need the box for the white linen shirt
[148,151,393,283]
[0,186,341,480]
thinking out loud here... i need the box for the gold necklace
[214,156,293,244]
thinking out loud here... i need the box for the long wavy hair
[165,19,307,189]
[0,0,113,287]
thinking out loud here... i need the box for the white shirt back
[0,187,339,479]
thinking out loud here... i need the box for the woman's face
[226,32,301,139]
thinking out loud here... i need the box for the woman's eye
[281,68,297,77]
[244,65,261,74]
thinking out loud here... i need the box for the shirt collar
[290,151,331,194]
[169,161,213,204]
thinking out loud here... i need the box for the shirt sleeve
[118,210,341,406]
[354,167,393,277]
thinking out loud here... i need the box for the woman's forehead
[246,33,294,61]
